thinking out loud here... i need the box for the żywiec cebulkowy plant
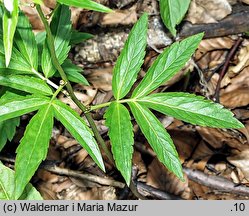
[0,0,243,199]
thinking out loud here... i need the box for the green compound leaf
[0,74,53,95]
[15,11,38,70]
[0,117,20,151]
[57,0,112,13]
[2,0,19,66]
[0,38,34,73]
[105,102,134,185]
[129,102,183,180]
[138,93,244,129]
[70,30,93,45]
[0,95,50,122]
[42,4,71,78]
[160,0,191,37]
[61,59,89,85]
[112,13,148,100]
[15,105,53,199]
[52,100,105,171]
[132,33,204,98]
[0,162,43,200]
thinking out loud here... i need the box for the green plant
[0,0,243,200]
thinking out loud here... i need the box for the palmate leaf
[129,102,183,180]
[52,100,105,171]
[15,11,38,70]
[0,74,53,95]
[105,102,133,185]
[2,0,18,66]
[15,105,53,199]
[132,33,204,98]
[138,93,244,129]
[57,0,112,13]
[160,0,191,37]
[42,4,71,78]
[0,117,20,151]
[0,162,43,200]
[0,95,50,122]
[112,13,148,100]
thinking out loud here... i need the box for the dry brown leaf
[57,135,78,148]
[228,0,238,4]
[80,186,116,200]
[222,40,249,86]
[227,149,249,181]
[37,169,61,183]
[186,0,232,24]
[37,182,57,200]
[100,7,137,26]
[242,0,249,4]
[86,67,113,91]
[196,127,247,149]
[132,151,147,182]
[196,37,234,60]
[110,0,136,9]
[220,67,249,108]
[147,158,192,199]
[233,109,249,120]
[168,126,200,162]
[140,0,159,15]
[59,85,97,113]
[191,140,214,161]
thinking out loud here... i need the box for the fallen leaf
[196,37,235,60]
[186,0,232,24]
[86,67,113,91]
[147,158,192,199]
[100,6,137,26]
[228,149,249,181]
[220,67,249,108]
[242,0,249,4]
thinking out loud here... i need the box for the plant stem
[89,102,112,111]
[31,68,69,95]
[36,4,114,164]
[89,99,136,111]
[51,80,66,101]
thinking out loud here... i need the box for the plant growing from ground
[0,0,244,199]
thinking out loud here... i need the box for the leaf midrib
[132,102,175,157]
[0,177,11,200]
[133,43,184,98]
[137,98,232,124]
[115,39,136,100]
[17,104,52,187]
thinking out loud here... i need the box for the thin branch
[130,166,148,200]
[43,165,126,188]
[183,167,249,197]
[136,182,183,200]
[213,37,243,102]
